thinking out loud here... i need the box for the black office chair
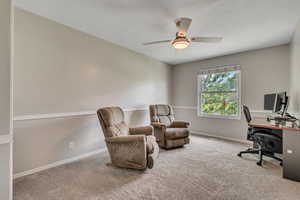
[238,105,283,166]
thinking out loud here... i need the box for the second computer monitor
[273,92,287,113]
[264,93,276,111]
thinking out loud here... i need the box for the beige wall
[290,22,300,115]
[14,8,171,116]
[13,8,171,174]
[0,144,11,199]
[0,0,12,199]
[13,110,149,173]
[172,45,290,140]
[0,0,11,134]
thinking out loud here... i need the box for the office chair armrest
[170,121,190,128]
[129,126,153,136]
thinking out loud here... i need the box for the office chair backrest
[243,105,252,123]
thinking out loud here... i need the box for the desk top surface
[249,118,300,132]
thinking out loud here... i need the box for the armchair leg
[147,156,154,169]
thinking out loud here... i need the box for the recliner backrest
[149,104,175,127]
[243,105,252,123]
[97,107,129,138]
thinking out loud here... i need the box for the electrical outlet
[287,149,293,154]
[69,141,75,150]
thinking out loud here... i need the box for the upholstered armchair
[97,107,159,170]
[149,104,190,149]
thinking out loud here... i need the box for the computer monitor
[264,93,276,110]
[273,92,288,115]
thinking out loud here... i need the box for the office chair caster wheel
[256,161,262,166]
[237,153,242,157]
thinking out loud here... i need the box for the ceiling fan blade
[143,40,172,45]
[189,37,223,43]
[175,17,192,35]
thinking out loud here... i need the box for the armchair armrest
[170,121,190,128]
[105,135,146,143]
[129,126,153,136]
[105,135,147,169]
[151,122,166,129]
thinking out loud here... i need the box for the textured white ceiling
[14,0,300,65]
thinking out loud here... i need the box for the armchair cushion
[106,122,129,137]
[170,121,190,128]
[99,107,124,127]
[130,126,153,136]
[149,104,174,127]
[165,128,189,139]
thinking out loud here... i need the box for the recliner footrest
[165,138,190,149]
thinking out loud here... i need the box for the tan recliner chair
[97,107,159,170]
[149,104,190,149]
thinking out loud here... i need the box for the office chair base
[237,148,259,157]
[257,161,262,166]
[238,148,282,166]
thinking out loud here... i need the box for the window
[197,65,241,119]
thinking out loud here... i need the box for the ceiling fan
[143,17,222,50]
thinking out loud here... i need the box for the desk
[250,118,300,182]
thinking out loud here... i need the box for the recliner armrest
[106,135,146,143]
[105,135,148,169]
[151,122,166,129]
[129,126,153,136]
[170,121,190,128]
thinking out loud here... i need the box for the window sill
[198,113,241,120]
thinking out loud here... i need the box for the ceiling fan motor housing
[143,17,222,49]
[176,32,186,37]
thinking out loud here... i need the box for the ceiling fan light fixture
[172,38,189,50]
[143,17,222,49]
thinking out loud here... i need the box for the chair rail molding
[13,107,149,121]
[172,106,197,110]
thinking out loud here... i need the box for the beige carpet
[14,135,300,200]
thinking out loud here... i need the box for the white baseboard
[191,130,252,145]
[13,148,107,179]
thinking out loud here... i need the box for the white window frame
[197,65,242,120]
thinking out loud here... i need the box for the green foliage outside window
[199,71,239,116]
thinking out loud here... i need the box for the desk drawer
[283,130,300,182]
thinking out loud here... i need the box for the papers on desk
[270,119,297,128]
[286,121,295,128]
[270,120,276,126]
